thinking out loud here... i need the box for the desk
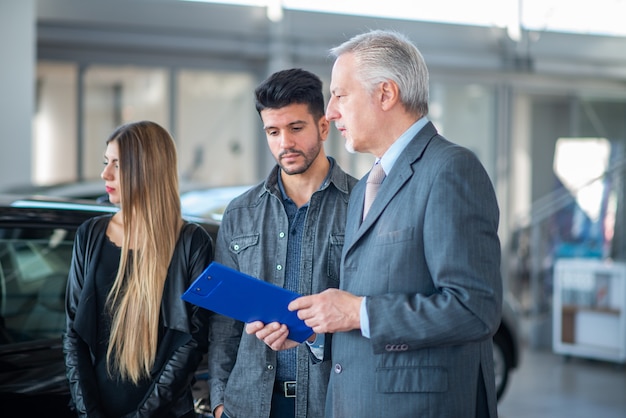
[552,258,626,363]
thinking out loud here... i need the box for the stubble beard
[279,144,321,175]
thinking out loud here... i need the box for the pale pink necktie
[363,162,386,220]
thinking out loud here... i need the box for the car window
[0,226,75,345]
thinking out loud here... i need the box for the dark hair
[254,68,325,121]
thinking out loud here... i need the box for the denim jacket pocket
[327,233,345,283]
[229,234,259,254]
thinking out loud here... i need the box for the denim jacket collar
[263,157,350,200]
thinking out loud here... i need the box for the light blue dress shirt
[360,117,429,338]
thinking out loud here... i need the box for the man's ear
[379,80,400,111]
[319,116,330,141]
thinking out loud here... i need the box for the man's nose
[326,97,339,121]
[280,131,296,148]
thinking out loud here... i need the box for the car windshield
[180,185,250,222]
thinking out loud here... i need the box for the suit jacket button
[385,344,392,351]
[334,363,342,374]
[400,344,408,351]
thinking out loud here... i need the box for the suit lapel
[344,122,439,252]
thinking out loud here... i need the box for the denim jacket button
[333,363,342,374]
[279,232,285,238]
[276,265,282,271]
[267,364,274,370]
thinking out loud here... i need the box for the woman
[63,121,213,417]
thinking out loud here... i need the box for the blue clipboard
[182,261,314,343]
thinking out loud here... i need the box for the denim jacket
[207,157,357,418]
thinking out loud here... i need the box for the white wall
[0,0,35,190]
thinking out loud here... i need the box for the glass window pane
[177,70,258,187]
[83,65,169,180]
[430,81,497,180]
[34,61,78,186]
[0,227,75,343]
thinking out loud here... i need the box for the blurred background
[1,1,626,416]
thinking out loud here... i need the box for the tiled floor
[194,342,626,418]
[497,345,626,418]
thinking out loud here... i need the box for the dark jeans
[269,390,295,418]
[220,391,295,418]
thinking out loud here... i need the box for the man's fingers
[288,294,315,311]
[245,321,265,335]
[267,332,288,350]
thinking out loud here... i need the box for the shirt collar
[378,116,429,173]
[277,156,335,203]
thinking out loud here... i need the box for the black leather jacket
[63,215,213,417]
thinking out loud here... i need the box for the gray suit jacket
[326,122,502,418]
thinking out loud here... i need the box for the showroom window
[35,62,258,188]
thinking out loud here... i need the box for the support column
[0,0,35,191]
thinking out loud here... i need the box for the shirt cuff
[305,333,325,360]
[360,296,370,338]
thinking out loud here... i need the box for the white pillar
[0,0,35,191]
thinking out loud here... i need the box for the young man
[206,68,357,418]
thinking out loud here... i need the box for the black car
[0,195,218,418]
[494,292,521,400]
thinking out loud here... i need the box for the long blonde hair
[105,121,182,384]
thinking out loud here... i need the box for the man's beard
[344,139,355,154]
[279,144,320,175]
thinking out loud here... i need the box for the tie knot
[367,163,386,185]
